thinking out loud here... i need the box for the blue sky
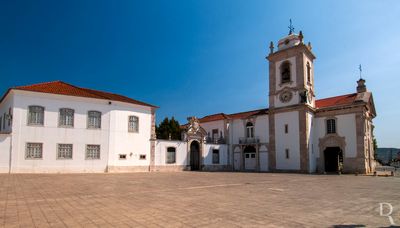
[1,0,399,147]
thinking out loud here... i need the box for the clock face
[279,91,293,103]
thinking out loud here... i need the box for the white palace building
[0,30,376,174]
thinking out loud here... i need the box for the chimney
[357,78,367,93]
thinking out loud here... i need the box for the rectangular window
[57,144,73,159]
[28,106,44,125]
[59,108,74,127]
[86,145,100,159]
[326,119,336,134]
[0,116,2,130]
[285,149,290,159]
[128,116,139,132]
[285,124,288,134]
[3,113,6,129]
[26,143,43,159]
[139,154,146,160]
[166,147,176,164]
[212,129,219,140]
[119,154,127,159]
[8,108,11,126]
[212,149,220,164]
[87,111,101,129]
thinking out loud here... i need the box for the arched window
[326,119,336,134]
[280,61,291,83]
[306,62,311,83]
[166,147,176,164]
[246,122,254,138]
[28,106,44,125]
[59,108,74,127]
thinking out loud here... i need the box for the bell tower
[266,25,316,173]
[267,30,316,108]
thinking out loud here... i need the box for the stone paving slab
[0,172,399,227]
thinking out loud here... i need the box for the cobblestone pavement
[0,172,399,227]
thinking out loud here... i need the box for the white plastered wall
[9,90,152,173]
[275,111,300,170]
[314,114,357,159]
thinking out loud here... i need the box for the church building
[180,29,377,174]
[0,28,376,174]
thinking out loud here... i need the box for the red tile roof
[198,93,360,123]
[315,93,357,109]
[198,108,269,123]
[198,113,229,123]
[1,81,157,108]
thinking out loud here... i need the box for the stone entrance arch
[189,140,201,171]
[318,134,346,173]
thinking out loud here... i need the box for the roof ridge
[227,108,268,116]
[14,80,62,89]
[316,93,356,101]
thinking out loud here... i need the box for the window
[119,154,127,159]
[128,116,139,132]
[306,62,311,83]
[26,143,43,159]
[285,149,290,159]
[246,122,254,138]
[212,129,219,140]
[86,145,100,159]
[28,106,44,125]
[57,144,73,159]
[280,61,291,83]
[59,108,74,127]
[212,149,219,164]
[166,147,176,164]
[139,154,146,160]
[326,119,336,134]
[87,111,101,129]
[0,117,2,130]
[285,124,288,134]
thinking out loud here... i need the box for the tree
[156,117,183,140]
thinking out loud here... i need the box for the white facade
[0,89,154,173]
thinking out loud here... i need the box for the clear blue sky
[1,1,399,147]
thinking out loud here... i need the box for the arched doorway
[324,147,343,173]
[190,141,200,171]
[243,146,256,171]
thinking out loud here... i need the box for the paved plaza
[0,172,399,227]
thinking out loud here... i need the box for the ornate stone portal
[318,134,346,173]
[184,117,207,170]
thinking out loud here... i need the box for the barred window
[86,144,100,159]
[57,144,73,159]
[28,106,44,125]
[26,143,43,159]
[166,147,176,164]
[128,116,139,132]
[326,119,336,134]
[212,149,220,164]
[87,111,101,129]
[59,108,74,127]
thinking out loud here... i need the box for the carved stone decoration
[185,116,207,141]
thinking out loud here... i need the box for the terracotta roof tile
[315,93,357,109]
[198,113,229,123]
[2,81,157,108]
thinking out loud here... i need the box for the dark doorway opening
[190,141,200,171]
[324,147,343,173]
